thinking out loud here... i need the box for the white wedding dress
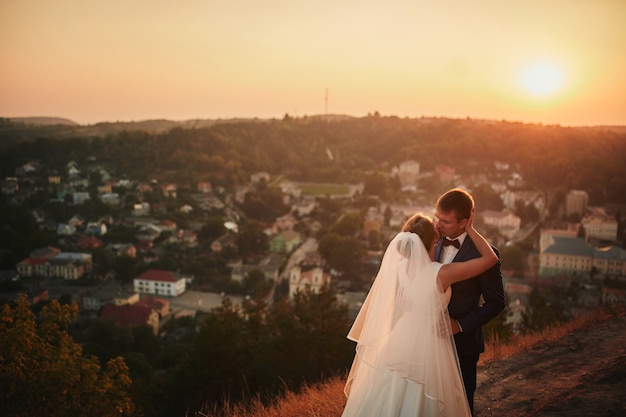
[342,233,471,417]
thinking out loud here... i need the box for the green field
[298,183,350,196]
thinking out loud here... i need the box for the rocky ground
[474,312,626,417]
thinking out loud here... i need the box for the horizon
[2,1,626,127]
[6,113,626,129]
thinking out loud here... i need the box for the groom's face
[435,208,465,239]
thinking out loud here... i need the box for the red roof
[135,269,177,283]
[100,304,153,325]
[135,297,169,310]
[24,257,48,265]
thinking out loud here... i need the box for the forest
[1,116,625,205]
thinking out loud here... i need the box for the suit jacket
[435,236,505,356]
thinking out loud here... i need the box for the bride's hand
[466,208,476,230]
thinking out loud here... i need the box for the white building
[288,266,331,299]
[133,269,186,297]
[539,235,593,277]
[581,212,618,241]
[566,190,588,218]
[482,210,521,239]
[394,160,420,187]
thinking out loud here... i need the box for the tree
[500,244,525,274]
[318,233,366,279]
[0,295,135,417]
[236,220,269,259]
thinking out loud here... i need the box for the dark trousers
[458,353,479,415]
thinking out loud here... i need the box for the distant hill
[9,117,78,126]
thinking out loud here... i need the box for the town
[1,116,625,416]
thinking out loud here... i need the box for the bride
[342,210,497,417]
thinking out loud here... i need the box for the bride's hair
[401,213,437,250]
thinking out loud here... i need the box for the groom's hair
[436,188,474,222]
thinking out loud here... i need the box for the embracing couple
[342,188,505,417]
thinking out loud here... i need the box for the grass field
[298,183,351,196]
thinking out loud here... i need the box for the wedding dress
[342,232,471,417]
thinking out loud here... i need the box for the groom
[434,188,505,415]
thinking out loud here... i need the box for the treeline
[2,116,626,204]
[1,287,354,417]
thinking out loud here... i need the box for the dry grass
[478,306,619,365]
[194,377,347,417]
[195,306,623,417]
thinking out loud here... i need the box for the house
[155,219,177,233]
[135,297,170,317]
[581,211,618,241]
[100,303,159,335]
[106,243,137,258]
[68,215,85,227]
[82,281,139,311]
[394,160,420,187]
[86,222,107,236]
[251,172,270,184]
[47,252,93,280]
[73,192,91,205]
[132,202,151,216]
[602,287,626,305]
[211,233,236,253]
[179,229,198,247]
[100,192,120,206]
[435,165,455,184]
[197,181,212,193]
[293,196,317,216]
[162,183,177,198]
[17,257,48,278]
[134,269,186,296]
[56,223,77,236]
[75,235,103,250]
[288,266,331,299]
[270,229,301,253]
[482,210,521,239]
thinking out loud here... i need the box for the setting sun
[519,61,564,97]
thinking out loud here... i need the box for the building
[395,160,420,187]
[288,266,331,299]
[566,190,588,218]
[581,211,618,241]
[133,269,186,296]
[539,235,593,277]
[135,297,170,317]
[100,303,160,335]
[82,281,139,311]
[593,246,626,276]
[482,210,521,239]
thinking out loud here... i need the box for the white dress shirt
[440,232,467,265]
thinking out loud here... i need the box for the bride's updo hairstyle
[401,213,437,250]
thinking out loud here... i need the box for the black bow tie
[443,239,460,249]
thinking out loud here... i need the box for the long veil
[343,232,469,416]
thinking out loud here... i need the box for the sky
[1,0,625,126]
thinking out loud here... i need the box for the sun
[518,61,564,97]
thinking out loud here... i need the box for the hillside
[209,309,626,417]
[474,310,626,416]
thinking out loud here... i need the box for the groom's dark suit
[435,235,505,414]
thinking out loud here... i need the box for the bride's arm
[437,209,497,291]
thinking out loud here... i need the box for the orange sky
[1,0,625,126]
